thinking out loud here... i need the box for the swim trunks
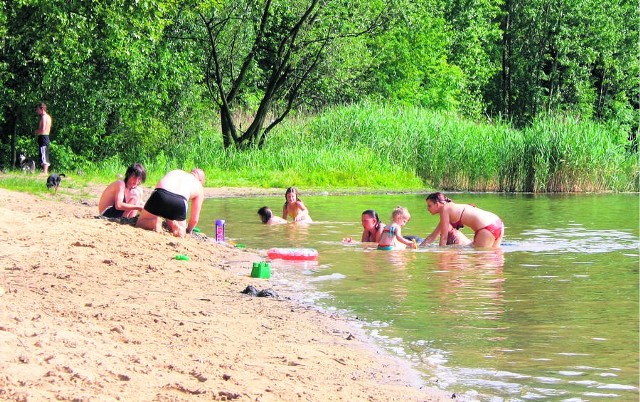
[475,219,503,240]
[144,188,187,221]
[101,206,125,219]
[37,135,50,166]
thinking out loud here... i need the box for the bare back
[156,170,202,201]
[98,180,126,213]
[444,203,500,232]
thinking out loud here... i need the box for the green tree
[174,0,385,149]
[495,0,639,127]
[362,0,464,110]
[443,0,503,118]
[0,0,203,167]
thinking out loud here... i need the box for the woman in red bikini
[424,192,504,248]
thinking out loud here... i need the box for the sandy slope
[0,187,449,401]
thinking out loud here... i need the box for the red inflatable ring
[267,248,318,261]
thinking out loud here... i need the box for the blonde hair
[391,206,410,221]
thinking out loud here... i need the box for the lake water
[198,193,639,401]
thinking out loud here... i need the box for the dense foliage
[0,0,637,191]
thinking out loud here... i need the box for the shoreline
[0,187,450,401]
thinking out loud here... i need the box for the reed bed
[49,103,639,193]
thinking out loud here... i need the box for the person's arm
[282,203,288,220]
[35,115,45,134]
[374,224,386,243]
[419,225,441,247]
[394,227,416,248]
[113,181,144,212]
[438,211,449,246]
[293,201,310,221]
[186,193,204,233]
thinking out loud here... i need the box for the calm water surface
[199,193,639,401]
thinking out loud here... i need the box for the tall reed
[81,103,638,192]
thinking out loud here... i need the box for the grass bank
[3,103,638,193]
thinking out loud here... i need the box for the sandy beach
[0,186,450,401]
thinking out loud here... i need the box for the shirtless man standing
[34,102,52,174]
[98,163,147,219]
[135,168,205,237]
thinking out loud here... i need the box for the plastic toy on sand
[266,248,318,261]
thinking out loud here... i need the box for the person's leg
[472,229,495,248]
[123,187,144,219]
[40,145,50,174]
[450,229,472,246]
[136,210,162,232]
[166,219,187,237]
[493,229,504,248]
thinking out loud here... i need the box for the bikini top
[451,205,474,230]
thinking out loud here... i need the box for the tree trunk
[501,0,512,119]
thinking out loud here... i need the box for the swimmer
[377,206,417,250]
[424,192,504,248]
[419,224,472,247]
[344,209,386,243]
[258,206,288,224]
[282,187,312,223]
[419,203,472,247]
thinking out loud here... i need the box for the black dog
[46,173,66,193]
[17,152,36,174]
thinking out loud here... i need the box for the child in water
[282,187,312,223]
[343,209,386,243]
[257,206,288,224]
[360,209,385,242]
[377,206,417,250]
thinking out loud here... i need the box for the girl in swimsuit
[360,209,385,242]
[377,206,417,250]
[424,192,504,248]
[344,209,386,243]
[282,187,312,223]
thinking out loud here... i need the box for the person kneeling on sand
[98,163,147,219]
[136,168,205,237]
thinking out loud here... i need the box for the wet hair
[124,163,146,184]
[284,186,301,206]
[257,206,273,224]
[391,206,410,221]
[426,192,452,204]
[362,209,382,229]
[37,102,47,111]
